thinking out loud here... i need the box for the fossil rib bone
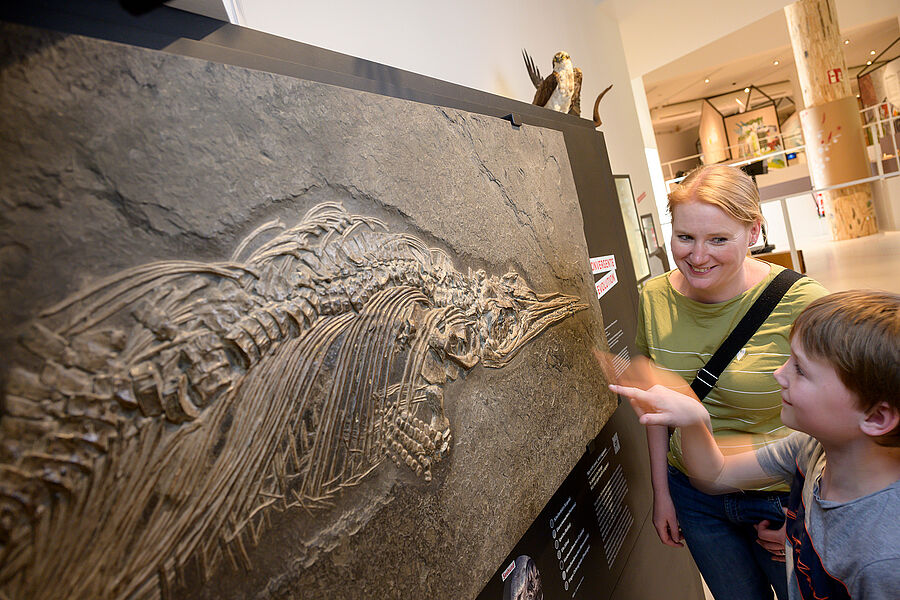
[0,201,587,599]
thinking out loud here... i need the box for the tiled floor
[801,231,900,293]
[700,229,899,600]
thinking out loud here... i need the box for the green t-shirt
[635,263,828,491]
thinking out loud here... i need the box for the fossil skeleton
[0,202,587,599]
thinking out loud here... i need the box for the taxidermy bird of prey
[523,49,613,127]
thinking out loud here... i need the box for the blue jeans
[668,465,789,600]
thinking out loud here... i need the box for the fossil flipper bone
[0,202,587,599]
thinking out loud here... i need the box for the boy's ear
[860,402,900,438]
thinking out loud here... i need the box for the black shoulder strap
[690,269,804,400]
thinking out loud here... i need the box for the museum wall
[222,0,664,259]
[654,128,701,174]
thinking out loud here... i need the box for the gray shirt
[756,432,900,600]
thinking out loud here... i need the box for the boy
[611,290,900,599]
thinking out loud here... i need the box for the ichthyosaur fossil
[0,201,588,599]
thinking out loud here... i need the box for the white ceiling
[598,0,796,78]
[644,9,899,134]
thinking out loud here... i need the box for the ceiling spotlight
[744,87,750,93]
[844,39,850,45]
[867,60,873,65]
[870,50,876,55]
[704,77,710,83]
[773,60,780,66]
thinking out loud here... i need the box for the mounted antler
[593,84,614,127]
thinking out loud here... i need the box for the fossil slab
[0,22,615,599]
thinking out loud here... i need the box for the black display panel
[477,402,647,600]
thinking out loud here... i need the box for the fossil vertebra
[0,202,587,599]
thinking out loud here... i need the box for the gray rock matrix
[0,22,614,599]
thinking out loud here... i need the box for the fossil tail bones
[0,201,587,599]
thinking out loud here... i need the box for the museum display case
[0,3,703,598]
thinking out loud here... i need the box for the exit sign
[827,68,843,84]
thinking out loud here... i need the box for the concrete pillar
[784,0,878,240]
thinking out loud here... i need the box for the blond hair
[791,290,900,446]
[668,165,763,226]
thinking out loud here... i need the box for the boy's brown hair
[791,290,900,446]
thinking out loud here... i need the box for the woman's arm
[647,424,683,547]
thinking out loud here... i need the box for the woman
[635,165,827,599]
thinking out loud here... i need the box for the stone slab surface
[0,22,615,599]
